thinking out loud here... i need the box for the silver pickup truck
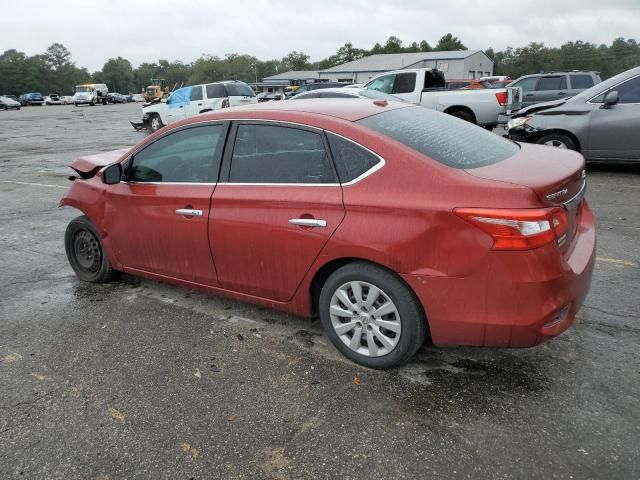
[363,68,521,128]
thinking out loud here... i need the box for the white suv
[133,80,257,132]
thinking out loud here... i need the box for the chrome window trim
[126,118,386,187]
[563,178,587,211]
[586,73,640,105]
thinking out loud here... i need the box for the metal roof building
[318,50,493,83]
[262,71,320,83]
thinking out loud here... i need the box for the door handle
[557,91,566,95]
[289,218,327,228]
[197,103,202,106]
[176,209,203,216]
[525,93,534,96]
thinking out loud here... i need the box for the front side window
[616,76,640,104]
[366,75,395,94]
[190,86,203,101]
[394,73,416,94]
[229,124,336,184]
[130,125,224,183]
[512,77,538,92]
[537,76,567,91]
[358,106,519,169]
[327,133,380,183]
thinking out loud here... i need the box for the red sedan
[60,99,596,369]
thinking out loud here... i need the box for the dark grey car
[509,71,601,107]
[508,66,640,163]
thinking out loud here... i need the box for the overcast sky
[3,0,639,71]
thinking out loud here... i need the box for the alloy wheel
[329,281,401,357]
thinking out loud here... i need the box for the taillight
[221,98,230,108]
[495,91,508,106]
[454,207,568,250]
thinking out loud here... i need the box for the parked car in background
[132,94,145,102]
[45,94,62,105]
[0,95,21,110]
[72,83,109,106]
[289,82,349,97]
[62,99,595,369]
[508,71,601,108]
[131,80,257,132]
[108,92,128,104]
[508,66,640,163]
[291,87,403,103]
[19,93,45,106]
[60,96,75,105]
[125,94,135,102]
[363,68,521,127]
[3,94,20,102]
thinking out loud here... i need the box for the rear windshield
[357,106,519,169]
[224,83,255,97]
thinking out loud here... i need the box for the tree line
[1,35,639,96]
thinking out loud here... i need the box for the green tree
[282,51,310,71]
[419,40,432,52]
[435,33,466,51]
[101,57,134,93]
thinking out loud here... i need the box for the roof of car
[184,98,411,124]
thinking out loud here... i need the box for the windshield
[571,68,639,102]
[75,86,92,93]
[358,106,519,169]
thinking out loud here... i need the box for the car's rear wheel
[536,133,576,150]
[448,109,475,124]
[148,114,162,132]
[319,262,427,369]
[65,215,117,283]
[2,105,7,111]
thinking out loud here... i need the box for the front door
[164,87,190,124]
[587,75,640,161]
[106,123,228,285]
[210,122,345,301]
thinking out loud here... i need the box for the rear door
[106,123,228,285]
[203,83,225,111]
[210,121,345,301]
[391,72,418,102]
[534,75,568,104]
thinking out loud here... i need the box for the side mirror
[602,90,619,108]
[102,163,122,185]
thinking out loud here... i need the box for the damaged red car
[60,100,595,369]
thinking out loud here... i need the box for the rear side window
[537,76,567,91]
[357,106,519,169]
[570,74,594,89]
[327,133,380,183]
[224,83,255,97]
[130,125,224,182]
[229,124,336,184]
[190,86,203,101]
[206,83,226,98]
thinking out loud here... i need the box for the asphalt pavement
[1,103,639,480]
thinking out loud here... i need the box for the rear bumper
[402,202,596,348]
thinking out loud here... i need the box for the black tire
[448,109,475,123]
[2,105,7,111]
[74,103,78,107]
[89,101,95,106]
[148,114,163,132]
[65,215,117,283]
[319,262,427,369]
[536,133,576,151]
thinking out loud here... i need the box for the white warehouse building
[318,50,494,84]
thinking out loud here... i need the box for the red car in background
[60,99,595,369]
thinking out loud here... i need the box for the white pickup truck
[363,68,521,128]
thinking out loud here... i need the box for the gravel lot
[1,103,639,480]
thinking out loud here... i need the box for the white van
[132,80,257,132]
[72,83,109,106]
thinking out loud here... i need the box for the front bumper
[401,202,596,348]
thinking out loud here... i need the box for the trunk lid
[466,143,586,253]
[70,148,130,177]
